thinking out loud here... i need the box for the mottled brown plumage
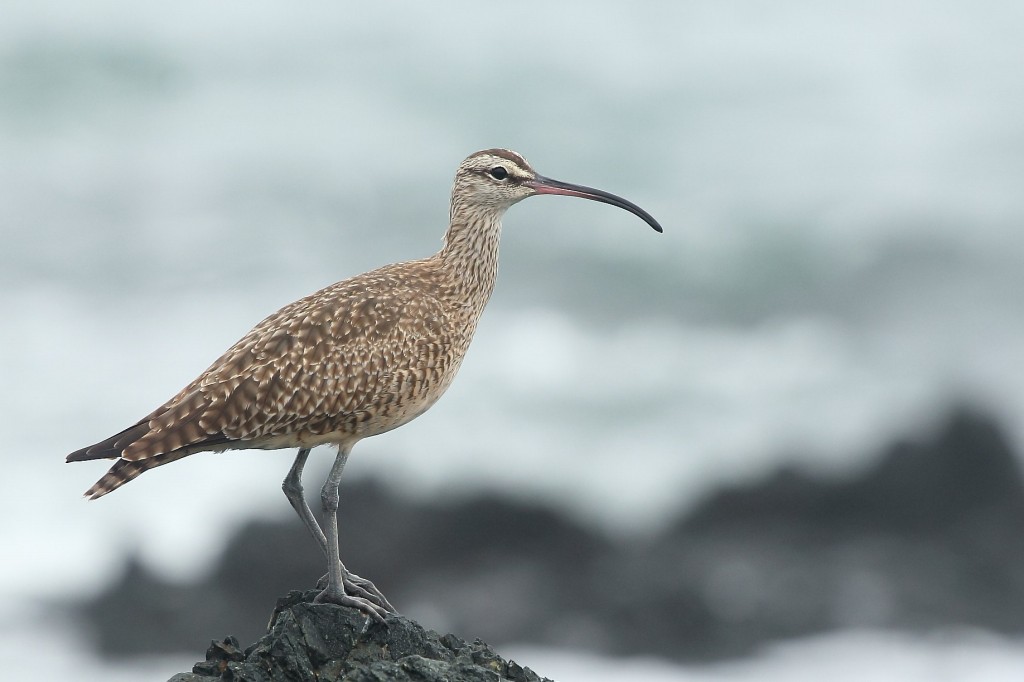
[70,259,476,497]
[68,148,662,619]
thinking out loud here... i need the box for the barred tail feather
[84,451,191,500]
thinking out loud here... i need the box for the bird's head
[452,148,663,233]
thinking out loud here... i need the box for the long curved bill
[525,174,663,233]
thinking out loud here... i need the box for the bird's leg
[283,447,394,613]
[282,448,328,554]
[313,445,394,621]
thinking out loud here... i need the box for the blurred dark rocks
[169,590,552,682]
[645,406,1024,658]
[75,406,1024,662]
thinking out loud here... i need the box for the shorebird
[68,149,662,621]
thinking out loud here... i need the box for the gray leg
[314,445,394,620]
[282,448,327,554]
[283,447,395,613]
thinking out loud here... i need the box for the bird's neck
[436,208,503,308]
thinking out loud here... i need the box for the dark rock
[678,407,1024,536]
[649,407,1024,657]
[168,590,552,682]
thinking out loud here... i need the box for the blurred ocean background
[2,1,1024,679]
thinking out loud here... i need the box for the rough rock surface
[169,590,552,682]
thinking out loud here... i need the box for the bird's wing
[113,265,455,462]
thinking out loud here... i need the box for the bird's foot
[315,569,396,615]
[314,583,390,624]
[344,571,398,614]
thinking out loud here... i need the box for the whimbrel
[68,149,663,621]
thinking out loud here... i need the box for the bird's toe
[314,586,390,624]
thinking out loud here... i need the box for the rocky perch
[169,590,552,682]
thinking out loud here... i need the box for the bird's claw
[314,586,390,624]
[345,572,397,613]
[315,570,396,615]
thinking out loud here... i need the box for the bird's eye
[489,166,509,181]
